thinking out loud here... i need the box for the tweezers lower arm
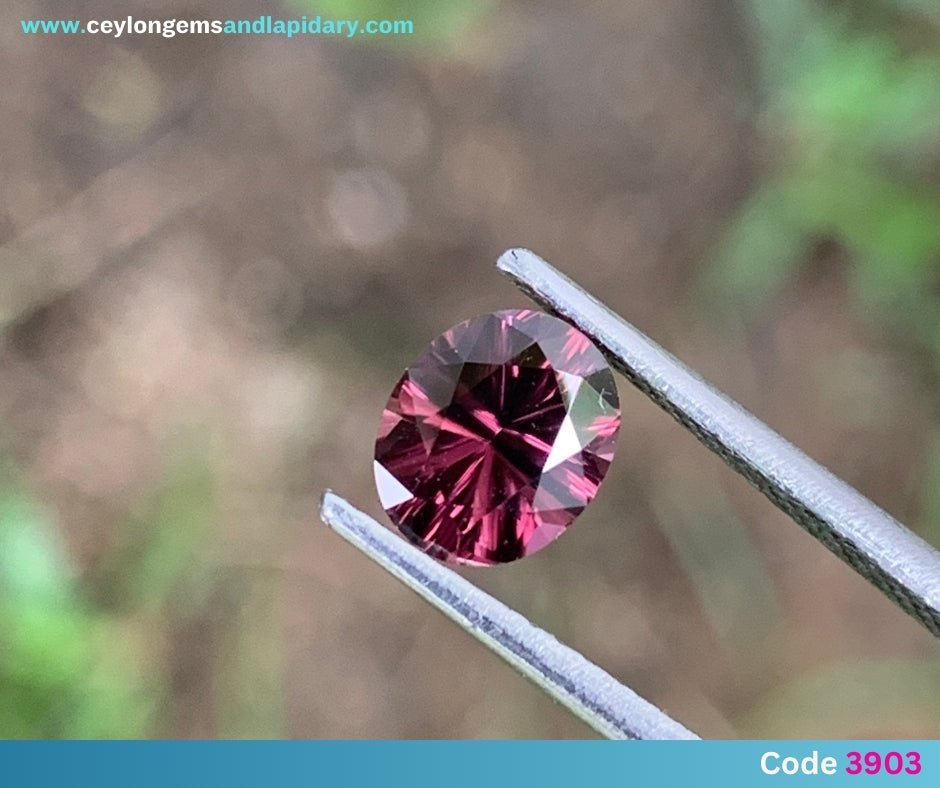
[320,491,699,740]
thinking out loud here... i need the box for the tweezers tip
[496,247,538,275]
[319,489,340,525]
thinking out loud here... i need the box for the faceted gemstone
[374,309,620,566]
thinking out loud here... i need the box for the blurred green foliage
[716,0,940,540]
[0,448,216,738]
[705,0,940,736]
[0,489,152,737]
[718,1,940,324]
[289,0,498,50]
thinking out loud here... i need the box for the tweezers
[319,247,940,740]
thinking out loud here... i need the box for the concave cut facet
[374,309,620,566]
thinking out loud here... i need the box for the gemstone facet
[374,310,620,566]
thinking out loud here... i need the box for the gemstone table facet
[374,309,620,566]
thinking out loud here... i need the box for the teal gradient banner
[0,741,935,786]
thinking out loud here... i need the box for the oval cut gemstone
[374,310,620,566]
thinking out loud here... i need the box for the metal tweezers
[319,248,940,740]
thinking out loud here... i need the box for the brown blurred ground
[1,0,938,738]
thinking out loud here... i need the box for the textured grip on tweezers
[498,248,940,637]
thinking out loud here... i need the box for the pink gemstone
[374,310,620,566]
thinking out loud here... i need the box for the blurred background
[2,0,940,738]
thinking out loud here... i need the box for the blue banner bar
[1,741,935,786]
